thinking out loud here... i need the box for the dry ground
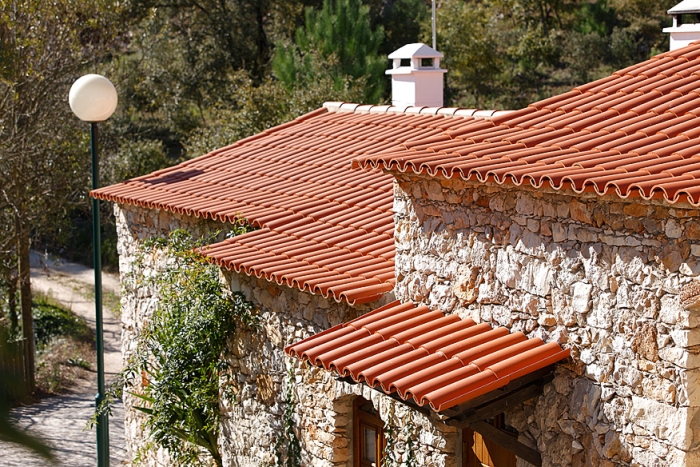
[0,251,127,466]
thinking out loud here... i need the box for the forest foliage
[0,0,679,390]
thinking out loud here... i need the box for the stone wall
[114,203,231,465]
[218,271,459,467]
[393,174,700,467]
[115,202,460,466]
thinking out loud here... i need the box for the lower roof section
[285,300,569,412]
[202,226,395,304]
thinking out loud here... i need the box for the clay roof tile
[285,301,569,412]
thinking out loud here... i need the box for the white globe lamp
[69,73,117,467]
[69,74,118,122]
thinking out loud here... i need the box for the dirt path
[0,251,127,466]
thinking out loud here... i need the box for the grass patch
[32,298,95,395]
[75,283,121,319]
[33,299,93,346]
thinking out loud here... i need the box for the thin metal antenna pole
[432,0,437,49]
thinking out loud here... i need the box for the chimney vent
[664,0,700,50]
[386,43,447,108]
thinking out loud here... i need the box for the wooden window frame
[353,397,385,467]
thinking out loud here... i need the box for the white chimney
[386,43,447,108]
[664,0,700,51]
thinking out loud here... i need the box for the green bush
[97,229,257,467]
[32,300,92,347]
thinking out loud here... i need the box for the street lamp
[69,74,118,467]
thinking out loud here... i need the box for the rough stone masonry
[114,167,700,467]
[115,202,462,467]
[393,173,700,467]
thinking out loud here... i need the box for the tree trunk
[15,214,34,393]
[8,267,18,335]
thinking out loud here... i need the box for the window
[354,397,385,467]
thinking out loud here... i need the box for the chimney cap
[388,43,443,60]
[669,0,700,14]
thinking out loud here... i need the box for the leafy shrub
[97,229,257,467]
[32,299,92,347]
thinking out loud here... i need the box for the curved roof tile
[93,104,501,304]
[286,301,569,411]
[356,42,700,206]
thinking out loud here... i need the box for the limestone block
[425,180,445,201]
[453,265,481,305]
[527,218,540,232]
[623,203,649,217]
[660,346,700,369]
[588,359,616,382]
[631,446,664,467]
[603,430,632,462]
[630,396,689,449]
[570,199,592,224]
[661,293,700,328]
[519,259,553,297]
[681,281,700,313]
[496,248,520,288]
[552,222,567,242]
[570,378,602,424]
[572,282,593,313]
[588,292,615,329]
[681,261,700,277]
[666,219,684,239]
[516,193,535,215]
[685,222,700,240]
[516,230,547,258]
[668,446,700,467]
[577,228,598,243]
[671,328,700,348]
[545,433,574,466]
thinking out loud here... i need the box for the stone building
[95,7,700,467]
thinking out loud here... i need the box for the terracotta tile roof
[285,300,569,411]
[93,103,504,304]
[355,42,700,206]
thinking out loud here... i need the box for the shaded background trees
[0,0,126,389]
[436,0,676,109]
[0,0,678,391]
[274,0,387,103]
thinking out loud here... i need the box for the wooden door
[463,415,517,467]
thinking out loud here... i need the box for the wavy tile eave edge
[355,158,700,207]
[207,252,395,306]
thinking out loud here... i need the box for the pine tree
[273,0,386,104]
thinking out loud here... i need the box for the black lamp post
[69,74,118,467]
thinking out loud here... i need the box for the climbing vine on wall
[382,403,399,467]
[382,403,418,467]
[275,362,302,467]
[93,229,258,467]
[402,417,417,467]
